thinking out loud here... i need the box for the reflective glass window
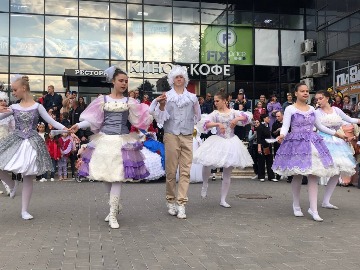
[10,56,44,74]
[145,0,172,5]
[173,1,199,8]
[45,16,78,58]
[110,61,126,73]
[281,30,304,66]
[79,59,109,70]
[228,11,252,26]
[0,13,9,55]
[201,2,227,9]
[200,25,227,64]
[79,18,109,59]
[255,29,279,66]
[0,56,8,73]
[127,21,143,61]
[110,3,126,19]
[45,76,65,93]
[127,4,143,21]
[254,13,279,28]
[280,14,304,29]
[128,78,144,93]
[143,5,172,22]
[128,0,142,3]
[79,1,109,18]
[10,14,44,56]
[10,0,43,14]
[26,75,44,92]
[173,24,199,63]
[45,0,78,16]
[173,7,200,24]
[0,74,9,93]
[111,20,126,60]
[144,22,172,62]
[201,9,227,25]
[0,0,9,12]
[45,58,78,75]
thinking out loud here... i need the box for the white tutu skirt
[88,133,141,182]
[193,135,253,168]
[3,139,38,175]
[177,138,203,183]
[141,148,165,181]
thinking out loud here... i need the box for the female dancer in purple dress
[70,66,153,229]
[272,83,346,222]
[0,75,66,220]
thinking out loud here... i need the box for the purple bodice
[213,111,236,139]
[13,108,39,139]
[290,111,315,133]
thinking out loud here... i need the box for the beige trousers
[164,133,193,205]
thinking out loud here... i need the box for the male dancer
[149,65,201,219]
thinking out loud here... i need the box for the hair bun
[22,75,29,82]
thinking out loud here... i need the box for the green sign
[201,26,253,65]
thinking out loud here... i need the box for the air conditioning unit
[301,39,316,55]
[300,61,315,78]
[300,78,314,90]
[311,61,327,77]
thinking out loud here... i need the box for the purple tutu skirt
[272,131,336,177]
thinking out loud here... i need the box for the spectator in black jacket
[257,114,277,182]
[203,93,214,114]
[43,85,63,121]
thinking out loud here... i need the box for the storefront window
[173,24,200,63]
[173,1,199,8]
[45,58,78,75]
[173,7,200,24]
[255,29,279,66]
[0,0,9,12]
[79,59,109,70]
[127,21,143,61]
[254,13,279,28]
[10,0,43,14]
[45,75,65,93]
[45,16,78,58]
[45,0,78,16]
[280,14,304,29]
[0,56,8,73]
[79,18,109,59]
[10,14,44,56]
[0,13,9,55]
[144,5,172,22]
[111,20,126,60]
[144,22,172,62]
[281,30,304,66]
[10,56,44,74]
[201,9,227,25]
[127,4,143,21]
[228,11,253,26]
[110,3,126,19]
[79,1,109,18]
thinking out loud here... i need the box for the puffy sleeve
[149,99,170,127]
[0,107,13,120]
[78,96,104,133]
[280,105,293,136]
[234,110,252,126]
[38,104,65,130]
[314,109,336,135]
[334,107,359,124]
[202,111,217,133]
[128,98,153,130]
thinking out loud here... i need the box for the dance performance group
[0,65,358,227]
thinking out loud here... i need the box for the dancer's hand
[335,131,347,141]
[0,105,10,113]
[230,118,238,128]
[156,93,167,105]
[277,135,284,144]
[69,124,79,133]
[218,123,226,134]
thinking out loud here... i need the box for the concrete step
[214,167,256,178]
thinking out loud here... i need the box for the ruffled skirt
[318,132,356,177]
[78,133,149,182]
[193,135,253,168]
[141,147,165,181]
[272,131,337,177]
[0,133,53,176]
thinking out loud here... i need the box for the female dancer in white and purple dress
[272,83,346,222]
[314,90,360,210]
[194,91,253,208]
[70,66,153,229]
[0,75,66,220]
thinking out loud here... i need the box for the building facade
[1,0,310,102]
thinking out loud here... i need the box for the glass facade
[0,0,308,100]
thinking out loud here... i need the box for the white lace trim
[166,88,197,108]
[102,101,129,112]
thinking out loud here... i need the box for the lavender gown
[272,105,338,177]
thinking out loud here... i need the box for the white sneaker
[21,211,33,220]
[104,213,110,222]
[0,190,3,194]
[293,205,304,217]
[50,178,55,182]
[259,179,265,182]
[167,203,177,216]
[220,202,231,208]
[270,179,279,182]
[39,178,47,182]
[251,175,258,179]
[177,205,186,219]
[4,184,10,196]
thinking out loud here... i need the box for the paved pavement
[1,178,360,270]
